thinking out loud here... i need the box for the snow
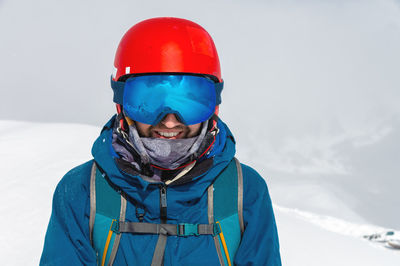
[276,208,400,266]
[0,121,98,264]
[0,120,399,265]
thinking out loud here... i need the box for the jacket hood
[91,115,236,220]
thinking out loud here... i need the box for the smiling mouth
[154,131,183,139]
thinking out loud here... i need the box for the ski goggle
[111,74,223,125]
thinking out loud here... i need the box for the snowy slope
[0,121,98,264]
[0,120,398,265]
[276,207,400,266]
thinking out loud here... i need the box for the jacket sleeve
[234,164,282,266]
[40,162,97,265]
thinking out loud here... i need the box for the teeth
[158,131,179,137]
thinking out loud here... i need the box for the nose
[161,114,182,128]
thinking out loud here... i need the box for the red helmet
[113,17,222,82]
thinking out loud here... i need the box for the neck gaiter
[128,122,208,169]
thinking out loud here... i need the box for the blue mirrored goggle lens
[123,75,216,125]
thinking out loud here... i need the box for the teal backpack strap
[208,184,225,265]
[209,157,244,266]
[89,162,126,266]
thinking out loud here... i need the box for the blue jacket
[40,117,281,265]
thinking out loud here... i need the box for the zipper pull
[160,185,167,222]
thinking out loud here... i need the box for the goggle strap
[215,81,223,105]
[111,75,125,105]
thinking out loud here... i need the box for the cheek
[135,122,152,137]
[187,123,202,137]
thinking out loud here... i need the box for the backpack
[89,158,244,266]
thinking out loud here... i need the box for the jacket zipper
[159,184,167,223]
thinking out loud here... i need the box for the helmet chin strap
[214,105,220,116]
[116,104,129,131]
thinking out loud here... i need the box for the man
[40,17,281,265]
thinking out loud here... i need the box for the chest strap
[112,221,220,236]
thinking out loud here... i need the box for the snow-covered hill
[0,120,398,265]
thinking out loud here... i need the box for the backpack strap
[208,184,225,265]
[90,162,126,266]
[109,196,126,264]
[236,158,244,234]
[89,163,97,246]
[208,157,244,266]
